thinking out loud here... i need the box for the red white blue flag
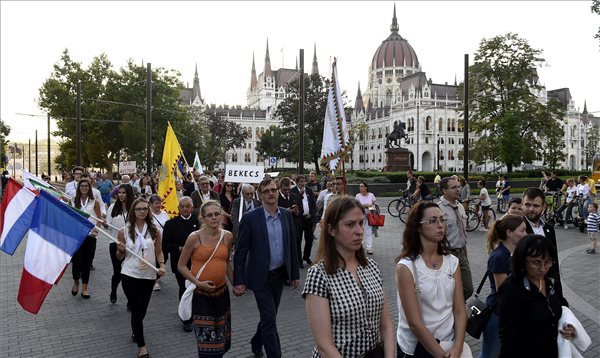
[0,178,37,255]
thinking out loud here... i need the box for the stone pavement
[0,197,598,357]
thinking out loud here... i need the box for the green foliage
[586,124,600,168]
[0,119,11,167]
[458,33,565,172]
[273,73,342,173]
[593,0,600,47]
[256,125,287,167]
[38,49,188,172]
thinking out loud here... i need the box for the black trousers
[170,255,192,325]
[121,274,154,348]
[296,216,314,262]
[251,266,285,358]
[72,236,96,284]
[109,242,123,293]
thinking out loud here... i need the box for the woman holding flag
[106,183,135,304]
[116,198,166,358]
[70,178,103,299]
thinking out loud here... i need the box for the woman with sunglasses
[497,234,575,357]
[219,181,237,233]
[178,200,234,358]
[395,201,468,357]
[116,198,166,358]
[70,178,103,299]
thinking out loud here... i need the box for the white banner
[224,164,264,184]
[119,161,137,174]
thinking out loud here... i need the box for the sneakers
[367,249,374,255]
[153,283,161,291]
[564,225,569,230]
[585,249,596,254]
[478,227,488,232]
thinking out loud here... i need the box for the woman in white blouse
[107,183,135,304]
[395,201,468,357]
[149,194,169,291]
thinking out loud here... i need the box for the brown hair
[74,178,92,209]
[316,196,368,274]
[258,178,275,192]
[486,215,525,253]
[397,201,449,261]
[127,198,160,242]
[199,200,223,228]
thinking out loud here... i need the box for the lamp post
[436,134,440,171]
[271,130,275,169]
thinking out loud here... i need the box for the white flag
[320,59,350,173]
[193,152,204,174]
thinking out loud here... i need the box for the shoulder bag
[465,271,493,339]
[178,229,225,321]
[367,203,385,227]
[410,259,473,358]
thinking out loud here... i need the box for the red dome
[371,5,419,70]
[371,33,419,70]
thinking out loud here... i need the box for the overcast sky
[1,1,599,142]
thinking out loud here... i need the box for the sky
[1,1,599,143]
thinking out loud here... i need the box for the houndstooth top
[302,258,384,357]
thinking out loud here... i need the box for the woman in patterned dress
[178,201,234,358]
[303,196,395,357]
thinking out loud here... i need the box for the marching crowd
[49,167,596,358]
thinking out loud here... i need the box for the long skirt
[192,286,231,357]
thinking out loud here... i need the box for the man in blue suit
[233,178,300,358]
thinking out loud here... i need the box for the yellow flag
[158,123,183,218]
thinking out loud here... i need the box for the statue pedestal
[384,148,412,172]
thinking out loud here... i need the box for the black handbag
[362,342,384,358]
[465,272,493,339]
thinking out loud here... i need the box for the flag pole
[95,226,159,273]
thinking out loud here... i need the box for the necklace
[538,279,544,293]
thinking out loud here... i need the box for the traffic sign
[269,157,277,166]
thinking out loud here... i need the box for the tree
[0,119,11,167]
[255,125,287,168]
[593,0,600,49]
[348,121,369,171]
[273,73,339,173]
[459,33,565,172]
[586,124,600,169]
[38,49,188,172]
[189,109,248,170]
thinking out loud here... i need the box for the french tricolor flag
[17,190,95,314]
[0,178,37,255]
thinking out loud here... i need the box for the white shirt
[91,187,106,216]
[121,226,157,281]
[565,186,577,203]
[576,183,590,198]
[152,210,169,236]
[65,180,78,199]
[298,187,310,215]
[479,188,491,206]
[106,203,127,242]
[396,255,458,355]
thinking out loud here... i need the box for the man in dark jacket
[162,196,200,332]
[291,175,317,267]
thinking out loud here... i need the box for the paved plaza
[1,197,598,357]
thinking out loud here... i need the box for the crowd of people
[41,167,595,357]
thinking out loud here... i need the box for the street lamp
[436,133,440,171]
[271,130,275,169]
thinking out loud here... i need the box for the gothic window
[260,127,265,136]
[458,120,464,132]
[425,116,431,130]
[371,129,375,140]
[448,150,454,160]
[386,90,392,106]
[439,150,444,160]
[378,128,382,139]
[451,119,456,131]
[247,127,252,138]
[372,154,375,162]
[439,118,443,131]
[256,128,260,138]
[232,153,238,162]
[425,137,429,144]
[447,118,452,132]
[378,153,382,162]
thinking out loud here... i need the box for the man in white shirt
[477,180,492,230]
[558,178,577,229]
[64,166,84,199]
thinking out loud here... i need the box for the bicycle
[398,194,434,224]
[464,199,497,232]
[388,189,410,217]
[543,191,565,226]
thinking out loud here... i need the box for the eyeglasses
[203,212,221,218]
[134,207,149,212]
[419,217,446,225]
[261,188,278,194]
[526,258,554,268]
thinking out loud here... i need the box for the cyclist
[495,175,505,212]
[559,178,577,229]
[477,180,492,230]
[577,175,591,218]
[411,176,431,203]
[433,171,441,197]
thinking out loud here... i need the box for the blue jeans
[478,311,500,358]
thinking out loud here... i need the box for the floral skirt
[192,286,231,357]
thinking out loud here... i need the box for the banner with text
[224,165,264,184]
[119,161,137,174]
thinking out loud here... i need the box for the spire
[264,38,272,80]
[250,53,258,90]
[582,100,588,115]
[295,56,298,70]
[355,82,364,114]
[390,3,399,34]
[192,63,202,103]
[454,74,457,86]
[311,43,319,75]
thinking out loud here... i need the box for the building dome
[371,6,419,70]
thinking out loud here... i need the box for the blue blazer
[233,206,300,290]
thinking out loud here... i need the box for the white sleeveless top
[70,196,97,225]
[121,225,157,281]
[107,203,127,245]
[396,255,458,354]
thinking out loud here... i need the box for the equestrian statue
[386,121,408,148]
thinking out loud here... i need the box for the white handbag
[178,230,225,321]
